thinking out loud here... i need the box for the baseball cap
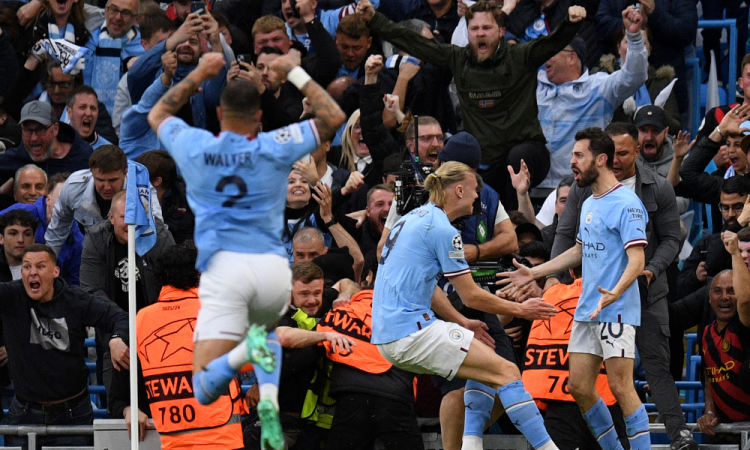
[634,105,668,130]
[438,132,481,169]
[19,101,56,127]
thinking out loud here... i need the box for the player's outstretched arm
[268,51,347,142]
[451,273,557,320]
[499,243,582,289]
[148,52,227,132]
[276,326,355,352]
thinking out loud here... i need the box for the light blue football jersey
[576,184,648,325]
[372,202,470,344]
[158,117,320,271]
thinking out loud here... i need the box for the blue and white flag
[42,39,89,75]
[385,54,420,69]
[125,161,156,256]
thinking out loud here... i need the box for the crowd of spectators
[0,0,748,448]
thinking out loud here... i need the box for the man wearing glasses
[84,0,145,115]
[678,175,750,298]
[27,61,118,145]
[0,101,92,183]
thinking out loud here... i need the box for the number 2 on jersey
[215,176,248,208]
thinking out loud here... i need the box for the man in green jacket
[356,0,585,209]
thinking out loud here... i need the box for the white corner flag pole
[128,224,139,448]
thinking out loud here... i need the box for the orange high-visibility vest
[317,289,392,374]
[522,279,617,405]
[136,286,245,449]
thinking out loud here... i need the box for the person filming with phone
[120,6,232,156]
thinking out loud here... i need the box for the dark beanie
[438,132,482,169]
[568,36,587,69]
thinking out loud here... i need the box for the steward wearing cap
[536,6,648,192]
[0,101,93,183]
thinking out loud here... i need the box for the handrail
[649,422,750,433]
[0,425,93,435]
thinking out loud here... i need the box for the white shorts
[377,320,474,380]
[568,320,636,360]
[194,251,291,342]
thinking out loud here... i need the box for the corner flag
[125,160,157,256]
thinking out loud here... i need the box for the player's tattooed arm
[268,51,346,142]
[304,80,347,142]
[148,53,226,132]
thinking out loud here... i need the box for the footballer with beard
[506,128,652,450]
[356,0,585,211]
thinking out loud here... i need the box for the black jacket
[358,83,405,165]
[0,278,128,402]
[5,11,90,121]
[0,251,15,387]
[329,363,415,406]
[260,82,305,132]
[0,123,93,183]
[278,309,323,416]
[676,226,741,299]
[160,177,195,245]
[299,17,343,89]
[337,61,457,134]
[679,136,750,206]
[594,0,697,76]
[367,11,581,165]
[507,0,599,68]
[0,115,21,151]
[14,12,90,64]
[404,0,460,42]
[0,32,18,102]
[79,218,174,313]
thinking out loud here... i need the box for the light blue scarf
[38,90,69,123]
[85,26,138,114]
[48,22,75,42]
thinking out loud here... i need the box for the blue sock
[497,380,551,449]
[253,331,282,406]
[582,398,624,450]
[193,353,236,405]
[464,381,495,438]
[624,405,650,450]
